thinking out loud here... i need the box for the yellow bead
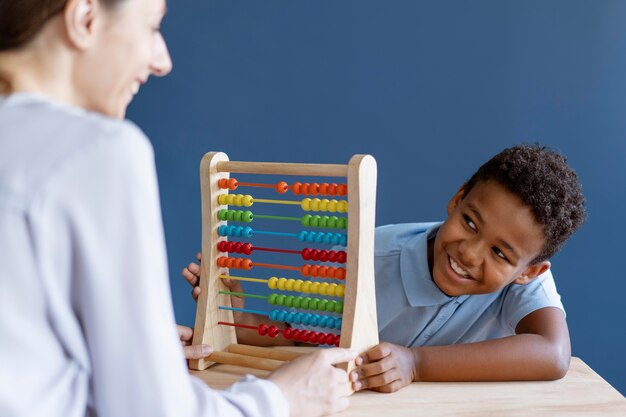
[268,277,278,289]
[277,277,287,290]
[286,279,295,291]
[327,283,337,296]
[302,281,311,293]
[294,280,303,292]
[311,199,320,211]
[311,282,320,294]
[243,195,253,207]
[337,201,347,213]
[320,199,329,210]
[301,198,311,211]
[319,282,329,295]
[336,285,345,297]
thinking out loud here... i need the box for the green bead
[268,293,277,305]
[326,300,336,312]
[285,295,294,307]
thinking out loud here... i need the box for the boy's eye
[463,214,477,231]
[492,247,508,261]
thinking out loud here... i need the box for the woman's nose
[151,32,172,77]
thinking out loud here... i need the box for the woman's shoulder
[0,93,153,205]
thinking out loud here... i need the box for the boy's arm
[352,306,570,392]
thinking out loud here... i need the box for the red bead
[316,332,326,344]
[324,334,335,345]
[242,243,253,255]
[327,251,337,262]
[217,241,228,252]
[301,248,311,260]
[291,329,301,341]
[337,251,347,263]
[319,250,328,262]
[283,327,292,340]
[258,324,268,336]
[308,332,318,343]
[233,241,242,253]
[334,336,340,347]
[268,325,279,338]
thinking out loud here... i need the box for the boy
[183,144,586,393]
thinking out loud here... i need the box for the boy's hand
[350,342,419,393]
[181,252,203,301]
[181,251,246,309]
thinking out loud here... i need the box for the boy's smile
[429,180,551,297]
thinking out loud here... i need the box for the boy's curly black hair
[463,144,586,264]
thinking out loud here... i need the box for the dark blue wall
[128,0,626,395]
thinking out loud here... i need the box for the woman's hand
[269,348,358,417]
[176,324,212,360]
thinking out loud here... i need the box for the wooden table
[191,353,626,416]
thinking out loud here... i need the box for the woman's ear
[514,261,551,285]
[446,183,467,215]
[64,0,98,50]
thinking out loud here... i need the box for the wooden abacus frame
[190,152,378,382]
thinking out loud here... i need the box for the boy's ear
[513,261,551,285]
[64,0,98,50]
[446,183,467,215]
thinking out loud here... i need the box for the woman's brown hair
[0,0,123,51]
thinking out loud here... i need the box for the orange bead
[336,268,346,280]
[328,183,337,196]
[243,259,252,270]
[218,178,229,189]
[275,181,289,194]
[337,184,347,196]
[319,183,329,195]
[309,182,320,196]
[227,178,238,190]
[292,182,302,194]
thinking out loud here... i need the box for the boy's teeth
[450,257,469,277]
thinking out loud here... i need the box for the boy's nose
[457,240,482,267]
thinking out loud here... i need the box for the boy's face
[431,180,551,297]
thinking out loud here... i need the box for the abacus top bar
[216,161,349,177]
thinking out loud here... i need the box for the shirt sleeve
[500,269,565,331]
[44,122,289,417]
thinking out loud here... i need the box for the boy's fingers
[363,344,391,362]
[192,286,201,301]
[182,267,199,286]
[196,252,202,262]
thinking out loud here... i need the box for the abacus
[190,152,378,383]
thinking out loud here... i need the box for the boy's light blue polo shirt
[375,222,564,347]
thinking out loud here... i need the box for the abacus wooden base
[206,344,306,371]
[191,351,626,417]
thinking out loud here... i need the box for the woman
[0,0,355,416]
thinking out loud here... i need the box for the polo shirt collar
[400,222,468,307]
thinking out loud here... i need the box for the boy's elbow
[543,346,571,380]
